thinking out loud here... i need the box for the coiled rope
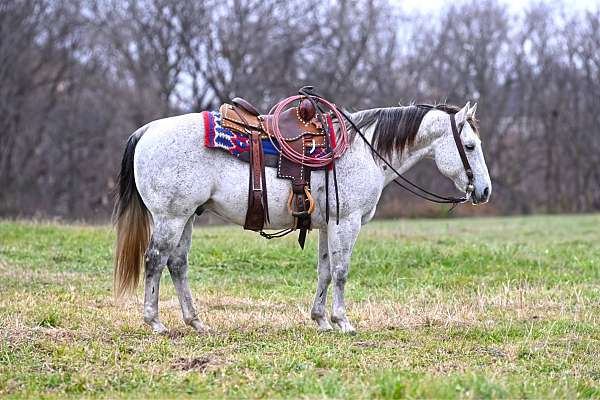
[266,95,349,167]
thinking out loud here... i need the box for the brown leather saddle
[218,97,330,248]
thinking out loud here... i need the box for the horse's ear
[456,102,470,124]
[467,102,478,119]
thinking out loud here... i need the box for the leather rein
[301,87,474,205]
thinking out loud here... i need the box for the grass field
[1,215,599,399]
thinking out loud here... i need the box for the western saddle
[218,92,335,248]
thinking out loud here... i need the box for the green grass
[1,215,599,398]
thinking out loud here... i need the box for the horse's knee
[318,262,332,281]
[332,264,348,284]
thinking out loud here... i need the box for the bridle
[300,87,475,206]
[347,104,475,205]
[449,113,475,196]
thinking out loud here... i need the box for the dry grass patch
[351,282,597,332]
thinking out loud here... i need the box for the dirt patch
[173,356,211,371]
[37,327,77,342]
[172,348,233,373]
[166,328,193,340]
[351,340,399,350]
[475,345,509,359]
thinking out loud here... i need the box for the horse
[113,101,491,335]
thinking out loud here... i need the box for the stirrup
[287,186,315,217]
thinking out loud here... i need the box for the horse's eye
[465,143,476,151]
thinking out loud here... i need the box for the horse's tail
[113,126,151,299]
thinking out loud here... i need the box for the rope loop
[266,95,349,168]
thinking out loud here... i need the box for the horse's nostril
[483,187,490,199]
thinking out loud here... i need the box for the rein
[259,87,475,242]
[301,87,474,205]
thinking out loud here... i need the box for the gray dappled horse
[113,101,491,335]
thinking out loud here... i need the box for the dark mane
[350,106,429,158]
[431,103,480,133]
[349,103,479,157]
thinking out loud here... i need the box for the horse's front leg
[310,228,333,331]
[328,213,361,334]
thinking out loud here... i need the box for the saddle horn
[232,97,261,117]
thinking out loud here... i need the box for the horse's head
[432,102,492,204]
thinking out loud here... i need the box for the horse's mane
[433,104,480,133]
[349,103,479,157]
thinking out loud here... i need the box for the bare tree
[2,0,600,219]
[0,0,84,214]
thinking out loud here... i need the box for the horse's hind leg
[167,215,209,334]
[311,228,334,331]
[144,215,188,334]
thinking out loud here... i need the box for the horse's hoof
[189,319,212,335]
[333,320,357,335]
[340,326,357,336]
[152,325,169,335]
[313,317,334,332]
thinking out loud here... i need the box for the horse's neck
[349,110,444,186]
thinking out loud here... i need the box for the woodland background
[2,0,600,221]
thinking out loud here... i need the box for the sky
[400,0,600,13]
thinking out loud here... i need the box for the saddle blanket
[202,110,330,166]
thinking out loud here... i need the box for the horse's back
[136,113,204,154]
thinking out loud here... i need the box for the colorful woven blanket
[202,110,280,158]
[202,110,332,164]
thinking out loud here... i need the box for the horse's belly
[206,163,328,230]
